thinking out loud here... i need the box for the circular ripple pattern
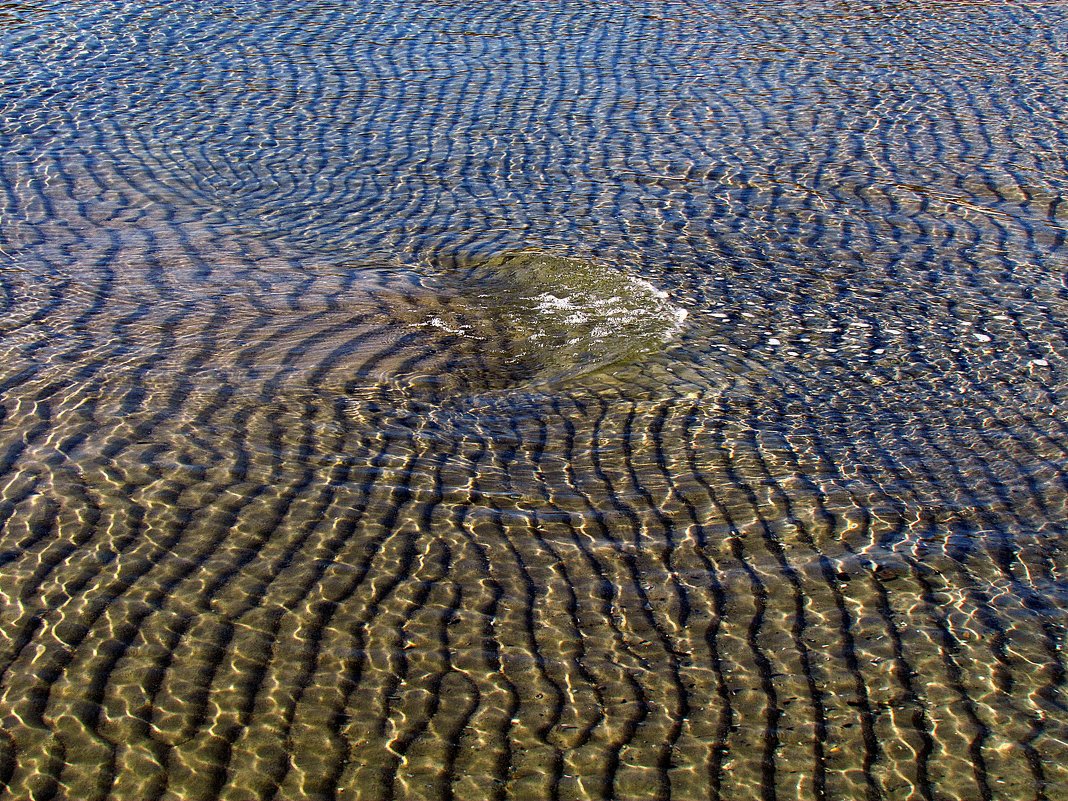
[1,1,1067,800]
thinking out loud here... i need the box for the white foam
[425,316,472,336]
[530,272,686,350]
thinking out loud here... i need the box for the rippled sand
[0,1,1066,800]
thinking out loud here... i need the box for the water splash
[397,250,688,395]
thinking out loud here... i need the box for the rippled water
[0,1,1066,799]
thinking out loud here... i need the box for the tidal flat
[0,2,1065,799]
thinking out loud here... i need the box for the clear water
[0,1,1066,799]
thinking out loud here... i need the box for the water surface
[0,1,1066,799]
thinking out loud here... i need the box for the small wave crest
[473,250,687,385]
[339,250,687,414]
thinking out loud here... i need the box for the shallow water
[0,1,1066,799]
